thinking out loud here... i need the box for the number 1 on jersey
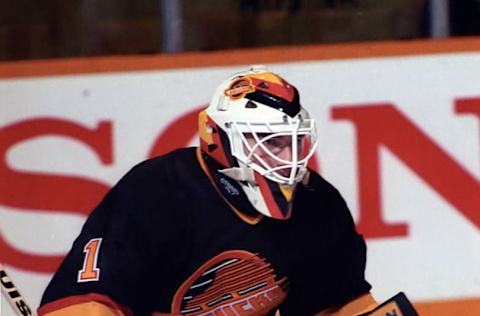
[78,238,102,282]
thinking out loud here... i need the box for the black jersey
[39,147,371,316]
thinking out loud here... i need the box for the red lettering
[332,104,480,238]
[0,118,113,272]
[148,107,202,158]
[456,96,480,119]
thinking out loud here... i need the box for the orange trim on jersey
[40,301,124,316]
[38,293,133,316]
[315,293,377,316]
[2,37,480,79]
[195,147,263,225]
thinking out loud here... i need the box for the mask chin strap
[219,166,257,185]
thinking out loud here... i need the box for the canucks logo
[172,250,287,316]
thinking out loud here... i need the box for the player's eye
[264,138,285,147]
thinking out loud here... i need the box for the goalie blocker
[360,292,418,316]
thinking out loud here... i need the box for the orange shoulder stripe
[315,292,377,316]
[38,293,133,316]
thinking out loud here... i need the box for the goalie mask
[199,65,318,220]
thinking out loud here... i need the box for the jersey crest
[172,250,287,316]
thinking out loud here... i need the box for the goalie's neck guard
[197,149,295,223]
